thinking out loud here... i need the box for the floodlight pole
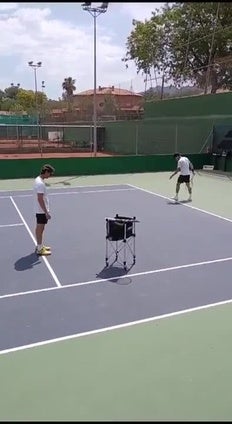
[28,61,42,154]
[93,12,97,157]
[41,80,45,93]
[81,3,108,157]
[41,81,45,122]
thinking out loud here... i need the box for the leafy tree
[62,77,76,111]
[62,77,76,96]
[4,83,20,99]
[123,2,232,93]
[16,89,35,112]
[0,89,5,101]
[15,89,47,114]
[9,102,25,114]
[0,84,48,114]
[1,98,17,111]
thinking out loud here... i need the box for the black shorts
[178,175,190,184]
[36,213,48,224]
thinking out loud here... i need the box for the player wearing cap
[33,164,55,255]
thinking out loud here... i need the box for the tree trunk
[67,95,73,113]
[210,69,218,94]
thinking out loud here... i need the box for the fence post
[175,124,178,152]
[90,124,93,156]
[199,127,213,153]
[16,125,19,149]
[135,123,139,155]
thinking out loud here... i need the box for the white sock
[37,244,42,250]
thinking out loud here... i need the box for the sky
[0,2,166,100]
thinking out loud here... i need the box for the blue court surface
[1,182,232,352]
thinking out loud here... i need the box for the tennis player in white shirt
[33,164,55,255]
[169,152,195,202]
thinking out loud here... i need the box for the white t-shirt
[33,175,49,214]
[177,156,191,176]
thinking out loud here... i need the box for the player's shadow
[14,252,41,271]
[180,199,192,204]
[167,199,192,205]
[96,262,133,285]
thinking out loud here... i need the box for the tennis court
[0,170,232,421]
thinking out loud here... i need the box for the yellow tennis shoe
[36,246,51,256]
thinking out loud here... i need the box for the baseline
[1,296,232,356]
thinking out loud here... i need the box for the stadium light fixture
[81,2,109,157]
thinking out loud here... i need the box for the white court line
[0,182,128,193]
[127,184,232,224]
[0,187,135,199]
[1,295,232,356]
[0,223,24,228]
[1,255,232,301]
[10,197,62,288]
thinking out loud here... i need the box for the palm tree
[62,77,76,111]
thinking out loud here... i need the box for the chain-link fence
[103,117,216,155]
[0,124,104,153]
[0,117,232,156]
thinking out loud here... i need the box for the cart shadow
[96,261,134,285]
